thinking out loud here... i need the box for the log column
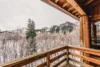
[80,15,90,48]
[80,16,84,47]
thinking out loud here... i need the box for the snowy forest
[0,19,80,66]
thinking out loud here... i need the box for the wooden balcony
[0,45,100,67]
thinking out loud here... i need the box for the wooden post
[83,16,90,48]
[80,15,91,64]
[80,16,84,47]
[80,15,90,48]
[46,53,50,67]
[66,47,69,64]
[80,16,84,64]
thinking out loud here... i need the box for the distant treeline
[36,22,77,34]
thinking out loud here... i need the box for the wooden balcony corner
[0,45,100,67]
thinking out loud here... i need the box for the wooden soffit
[42,0,87,20]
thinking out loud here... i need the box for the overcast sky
[0,0,78,31]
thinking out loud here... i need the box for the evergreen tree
[26,19,36,39]
[68,26,73,32]
[61,26,67,34]
[26,19,37,54]
[56,26,60,33]
[50,25,58,33]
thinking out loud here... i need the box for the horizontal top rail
[0,46,67,67]
[0,45,100,67]
[67,45,100,56]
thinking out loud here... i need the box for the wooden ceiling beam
[72,10,77,14]
[55,0,59,3]
[58,0,66,6]
[68,7,75,11]
[84,0,94,6]
[91,1,100,7]
[75,13,80,16]
[62,2,68,7]
[62,1,71,8]
[78,15,80,17]
[66,0,86,15]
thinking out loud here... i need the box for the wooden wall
[89,1,100,22]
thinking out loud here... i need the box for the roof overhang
[42,0,79,20]
[42,0,89,21]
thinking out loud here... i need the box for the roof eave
[42,0,79,21]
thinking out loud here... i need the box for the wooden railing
[0,45,100,67]
[68,46,100,67]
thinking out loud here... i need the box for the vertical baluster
[46,53,50,67]
[66,46,69,64]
